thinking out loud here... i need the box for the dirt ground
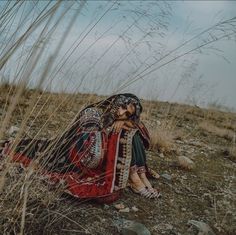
[0,87,235,235]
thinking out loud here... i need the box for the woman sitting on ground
[2,93,160,201]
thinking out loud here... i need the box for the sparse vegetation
[199,121,235,141]
[0,86,235,234]
[149,125,175,153]
[0,1,236,234]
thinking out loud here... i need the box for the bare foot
[138,172,153,189]
[129,172,146,191]
[138,172,161,198]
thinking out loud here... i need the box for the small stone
[131,206,139,212]
[204,209,210,215]
[159,153,164,158]
[181,208,186,212]
[114,219,151,235]
[114,203,125,210]
[177,156,195,170]
[161,173,172,181]
[119,207,130,213]
[153,225,158,231]
[181,175,187,180]
[103,204,109,210]
[188,220,216,235]
[8,126,20,136]
[165,224,173,230]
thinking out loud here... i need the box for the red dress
[2,94,150,202]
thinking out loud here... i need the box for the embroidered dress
[1,94,152,202]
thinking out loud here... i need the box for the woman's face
[117,103,135,119]
[127,103,136,116]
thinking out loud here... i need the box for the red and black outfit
[2,94,152,202]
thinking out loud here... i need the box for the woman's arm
[112,119,135,133]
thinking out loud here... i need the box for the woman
[2,93,160,202]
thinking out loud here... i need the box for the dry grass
[149,125,175,153]
[141,103,176,153]
[228,146,236,162]
[0,1,236,234]
[199,121,235,141]
[1,85,236,234]
[0,161,65,234]
[0,24,86,231]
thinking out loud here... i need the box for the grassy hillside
[0,85,235,234]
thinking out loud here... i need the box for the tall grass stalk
[0,1,236,234]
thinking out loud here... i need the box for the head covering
[112,93,142,121]
[86,93,142,127]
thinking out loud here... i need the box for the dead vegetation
[199,121,235,141]
[0,1,236,234]
[149,126,175,153]
[0,160,65,234]
[0,86,236,234]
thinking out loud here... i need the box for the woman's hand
[112,121,125,133]
[112,120,132,133]
[124,120,135,128]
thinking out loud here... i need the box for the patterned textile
[2,93,151,201]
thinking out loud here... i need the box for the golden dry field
[0,85,235,235]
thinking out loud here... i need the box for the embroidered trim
[117,129,137,189]
[110,132,121,193]
[78,107,102,129]
[79,132,103,169]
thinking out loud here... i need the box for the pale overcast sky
[1,1,236,110]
